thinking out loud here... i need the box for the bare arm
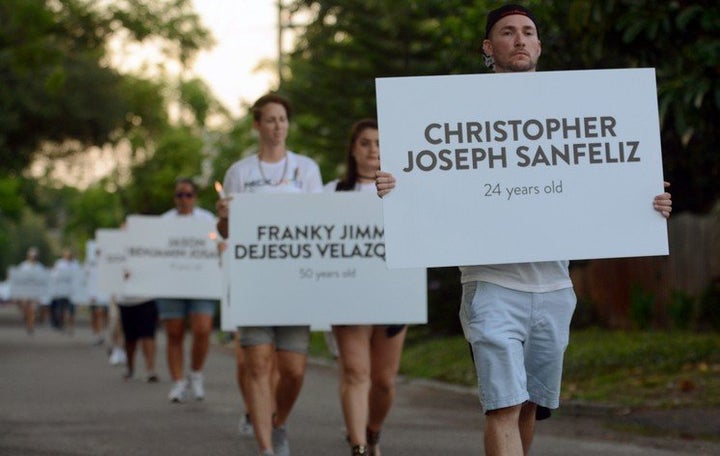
[216,197,230,238]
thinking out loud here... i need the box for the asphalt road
[1,304,717,455]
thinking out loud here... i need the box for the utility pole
[277,0,285,86]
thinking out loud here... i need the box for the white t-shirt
[161,207,215,221]
[460,261,572,293]
[19,260,45,272]
[52,258,80,272]
[223,151,323,194]
[50,258,80,300]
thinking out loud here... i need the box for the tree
[0,0,213,174]
[279,0,480,180]
[279,0,719,213]
[123,125,206,215]
[536,0,720,213]
[64,181,125,244]
[272,0,719,334]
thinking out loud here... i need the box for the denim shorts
[459,281,576,412]
[239,326,310,354]
[156,298,217,320]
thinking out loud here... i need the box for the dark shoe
[367,428,381,456]
[352,444,369,455]
[146,374,159,383]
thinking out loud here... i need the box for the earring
[483,54,494,68]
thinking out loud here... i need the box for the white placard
[49,267,77,299]
[376,68,668,269]
[123,215,222,299]
[71,263,91,306]
[8,266,50,300]
[222,192,427,329]
[95,228,127,298]
[84,240,110,306]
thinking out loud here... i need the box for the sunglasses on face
[175,192,195,199]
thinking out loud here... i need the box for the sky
[190,0,279,116]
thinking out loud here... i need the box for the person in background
[217,93,323,456]
[107,298,128,367]
[89,301,109,345]
[17,246,45,335]
[235,330,255,437]
[325,119,406,456]
[117,296,159,382]
[86,244,109,346]
[50,247,80,334]
[375,5,674,455]
[157,177,218,403]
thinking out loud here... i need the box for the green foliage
[697,279,720,331]
[0,209,54,279]
[107,0,214,65]
[400,327,476,385]
[179,77,230,127]
[562,329,720,407]
[571,297,601,329]
[564,329,719,377]
[668,290,696,330]
[533,0,720,213]
[426,328,720,407]
[0,177,25,220]
[277,0,720,212]
[0,0,213,174]
[65,183,124,239]
[311,327,720,407]
[280,0,489,181]
[630,284,655,330]
[124,126,206,215]
[120,75,171,147]
[209,117,256,186]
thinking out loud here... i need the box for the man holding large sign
[375,4,673,456]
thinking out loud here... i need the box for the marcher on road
[325,119,407,456]
[217,93,323,456]
[375,5,673,455]
[157,177,219,403]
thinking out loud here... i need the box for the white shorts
[459,281,576,412]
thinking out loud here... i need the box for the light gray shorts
[239,326,310,354]
[459,281,576,412]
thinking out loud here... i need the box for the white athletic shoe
[188,371,204,400]
[108,347,127,366]
[238,413,254,437]
[272,426,290,456]
[168,379,188,403]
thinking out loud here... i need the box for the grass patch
[311,326,720,409]
[562,328,720,407]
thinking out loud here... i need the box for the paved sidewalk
[1,304,718,455]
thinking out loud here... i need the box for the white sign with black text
[8,266,50,301]
[95,228,127,298]
[123,215,223,300]
[222,192,427,329]
[376,68,669,268]
[125,215,222,299]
